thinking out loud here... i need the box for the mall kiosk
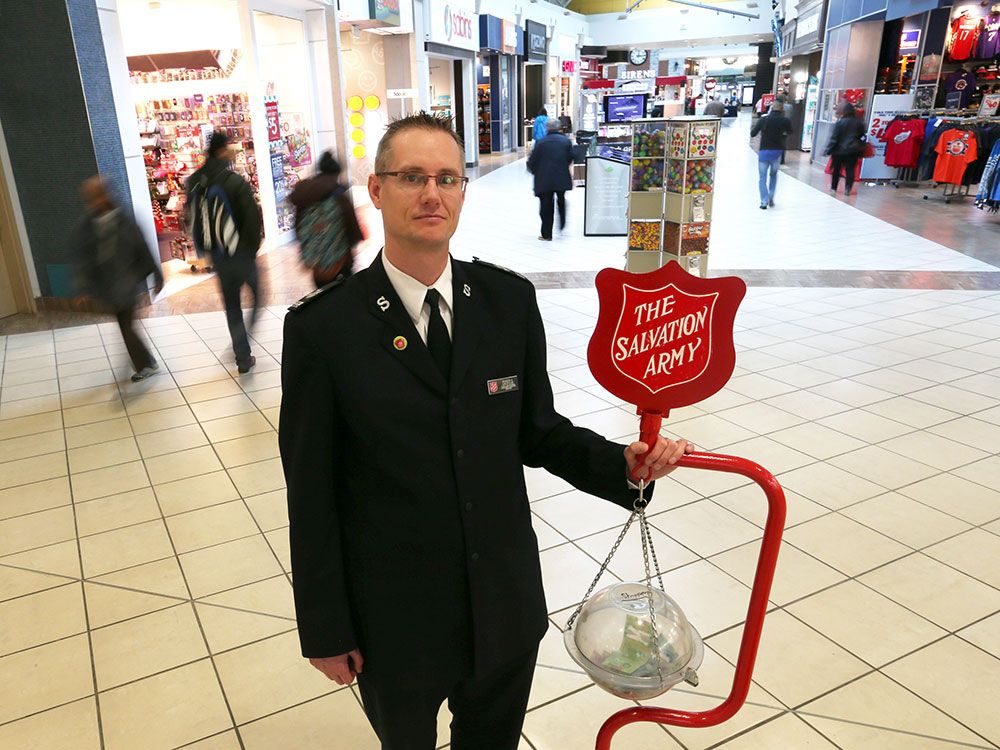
[626,116,720,277]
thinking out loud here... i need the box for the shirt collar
[382,251,453,325]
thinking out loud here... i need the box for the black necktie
[424,288,451,379]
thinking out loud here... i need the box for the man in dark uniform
[279,113,692,750]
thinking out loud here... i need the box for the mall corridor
[1,113,1000,749]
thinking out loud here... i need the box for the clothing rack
[923,182,971,203]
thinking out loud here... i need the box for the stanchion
[596,451,786,749]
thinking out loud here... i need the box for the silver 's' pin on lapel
[377,296,390,312]
[463,284,471,298]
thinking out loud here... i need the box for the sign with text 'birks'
[588,262,745,415]
[427,0,477,51]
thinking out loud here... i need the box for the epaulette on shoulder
[288,276,346,312]
[472,256,530,283]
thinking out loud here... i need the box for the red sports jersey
[882,119,924,169]
[934,128,978,184]
[949,15,981,61]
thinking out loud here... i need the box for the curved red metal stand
[596,450,787,749]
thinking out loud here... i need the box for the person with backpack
[186,131,263,373]
[288,151,364,288]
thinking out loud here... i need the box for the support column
[0,0,132,298]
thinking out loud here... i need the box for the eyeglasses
[377,172,469,193]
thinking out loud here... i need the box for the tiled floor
[2,118,1000,749]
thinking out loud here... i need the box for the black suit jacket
[527,134,574,195]
[279,253,646,687]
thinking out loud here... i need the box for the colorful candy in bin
[665,160,685,193]
[631,159,664,192]
[629,220,661,251]
[633,128,666,158]
[685,161,714,194]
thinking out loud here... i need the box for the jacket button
[471,552,480,562]
[465,502,473,512]
[456,449,465,458]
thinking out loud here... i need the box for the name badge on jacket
[487,376,519,395]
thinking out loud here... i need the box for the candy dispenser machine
[663,117,720,277]
[626,116,720,277]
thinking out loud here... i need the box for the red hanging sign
[265,100,281,142]
[588,262,745,473]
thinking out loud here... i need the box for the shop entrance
[115,0,317,287]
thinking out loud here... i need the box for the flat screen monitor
[604,94,648,122]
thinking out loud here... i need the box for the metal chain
[565,509,637,630]
[637,496,666,687]
[564,481,668,689]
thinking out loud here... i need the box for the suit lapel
[449,262,487,393]
[365,253,447,396]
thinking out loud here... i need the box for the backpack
[188,171,242,264]
[297,187,354,271]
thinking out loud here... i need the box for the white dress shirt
[382,253,454,344]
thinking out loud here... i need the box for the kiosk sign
[589,261,745,416]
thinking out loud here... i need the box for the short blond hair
[374,112,465,174]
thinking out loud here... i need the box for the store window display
[254,11,316,235]
[131,57,258,266]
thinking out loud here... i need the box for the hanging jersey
[950,15,981,61]
[978,14,1000,59]
[882,119,925,168]
[933,128,979,184]
[944,70,977,108]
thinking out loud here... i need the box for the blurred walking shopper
[704,96,725,117]
[289,151,364,288]
[826,102,867,196]
[532,108,549,144]
[527,119,573,241]
[750,101,793,210]
[186,131,263,373]
[72,176,163,382]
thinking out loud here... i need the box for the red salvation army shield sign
[588,262,746,414]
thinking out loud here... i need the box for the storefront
[424,0,479,166]
[931,0,1000,111]
[523,20,548,143]
[477,15,523,153]
[116,0,325,271]
[775,0,827,151]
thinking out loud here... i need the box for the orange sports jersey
[933,129,978,185]
[949,15,981,61]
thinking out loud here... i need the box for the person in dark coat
[750,101,793,209]
[825,101,867,196]
[288,151,364,287]
[185,131,262,373]
[278,112,693,750]
[526,118,573,241]
[72,176,163,382]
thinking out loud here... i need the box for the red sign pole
[595,452,786,748]
[586,262,786,747]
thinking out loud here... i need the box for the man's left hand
[625,437,695,482]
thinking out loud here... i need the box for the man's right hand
[309,649,364,685]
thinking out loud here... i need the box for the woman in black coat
[825,102,867,196]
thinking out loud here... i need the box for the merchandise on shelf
[628,220,662,251]
[135,92,257,239]
[631,159,664,191]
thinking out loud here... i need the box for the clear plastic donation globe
[564,582,704,700]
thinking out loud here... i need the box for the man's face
[368,129,465,251]
[81,177,112,215]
